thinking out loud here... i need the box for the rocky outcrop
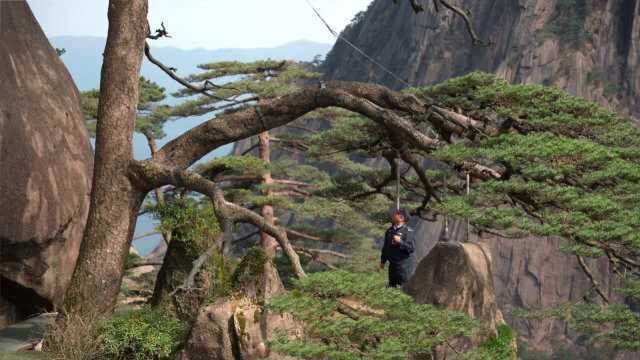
[406,242,506,332]
[181,297,301,360]
[406,241,516,359]
[409,220,621,353]
[0,1,93,327]
[323,0,640,120]
[179,298,236,360]
[180,259,301,360]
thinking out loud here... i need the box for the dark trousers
[388,259,410,287]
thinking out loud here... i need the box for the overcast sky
[28,0,373,49]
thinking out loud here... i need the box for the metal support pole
[466,173,471,242]
[396,158,401,210]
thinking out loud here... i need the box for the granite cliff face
[321,0,637,355]
[324,0,640,119]
[0,1,93,327]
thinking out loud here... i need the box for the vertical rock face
[0,1,93,327]
[321,0,634,353]
[323,0,640,119]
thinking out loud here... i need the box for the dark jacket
[381,223,415,264]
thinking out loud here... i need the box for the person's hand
[379,262,385,270]
[392,234,402,245]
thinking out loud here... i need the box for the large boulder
[180,258,301,360]
[179,298,237,360]
[405,241,515,358]
[180,296,301,360]
[0,1,93,327]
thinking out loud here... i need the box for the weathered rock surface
[179,298,236,360]
[411,224,621,352]
[181,297,301,360]
[406,242,516,359]
[406,242,505,332]
[0,1,93,327]
[180,261,301,360]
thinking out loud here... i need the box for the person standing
[380,209,415,287]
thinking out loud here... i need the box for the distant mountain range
[49,36,332,92]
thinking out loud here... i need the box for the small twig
[145,43,224,101]
[396,1,490,45]
[233,230,261,244]
[170,241,219,296]
[349,154,399,201]
[126,261,164,270]
[286,228,332,243]
[291,246,349,259]
[147,22,171,40]
[393,0,424,13]
[576,255,610,305]
[133,231,161,241]
[241,143,260,156]
[274,179,313,187]
[444,338,461,355]
[436,0,492,46]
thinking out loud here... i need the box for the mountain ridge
[323,0,640,120]
[50,36,332,91]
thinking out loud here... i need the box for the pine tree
[62,4,637,357]
[80,76,174,246]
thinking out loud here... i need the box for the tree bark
[258,131,285,297]
[143,131,172,246]
[153,82,442,170]
[63,0,149,315]
[259,131,278,258]
[129,161,307,279]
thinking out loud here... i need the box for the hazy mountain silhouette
[50,36,331,92]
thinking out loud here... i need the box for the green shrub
[126,253,143,269]
[268,270,479,359]
[273,252,313,289]
[231,246,267,290]
[101,307,187,360]
[468,324,515,359]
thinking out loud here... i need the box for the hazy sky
[28,0,373,49]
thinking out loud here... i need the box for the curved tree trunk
[63,0,149,315]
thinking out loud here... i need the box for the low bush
[100,307,187,360]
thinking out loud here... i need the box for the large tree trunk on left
[64,0,149,315]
